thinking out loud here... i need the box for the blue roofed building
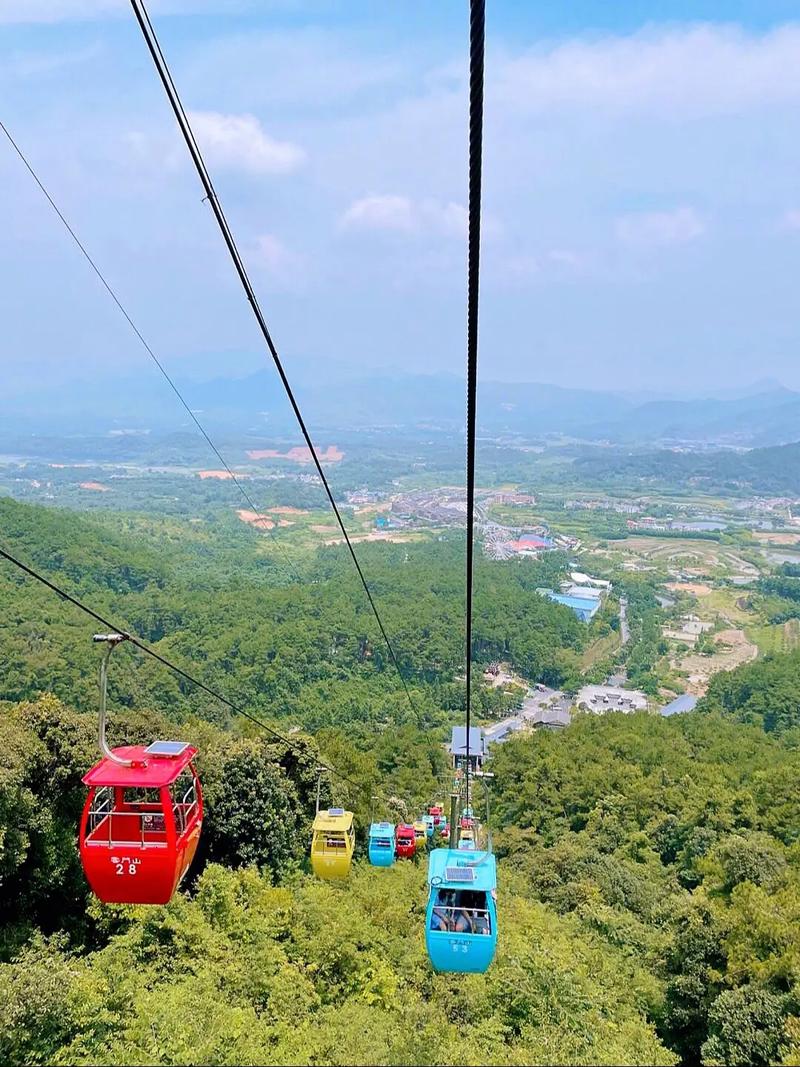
[547,591,601,622]
[660,693,698,717]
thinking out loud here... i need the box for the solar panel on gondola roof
[445,866,476,882]
[145,740,191,758]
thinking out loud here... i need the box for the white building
[570,572,612,590]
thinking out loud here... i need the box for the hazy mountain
[2,367,798,447]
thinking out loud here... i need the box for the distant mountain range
[3,368,799,448]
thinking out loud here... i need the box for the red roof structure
[82,744,197,788]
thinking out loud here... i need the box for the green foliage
[702,986,790,1066]
[5,497,800,1065]
[0,499,582,731]
[572,441,800,496]
[201,737,304,874]
[490,704,800,1064]
[0,864,676,1066]
[0,933,78,1066]
[699,649,800,733]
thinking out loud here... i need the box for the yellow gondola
[413,820,428,851]
[310,807,355,880]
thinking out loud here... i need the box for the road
[619,595,630,645]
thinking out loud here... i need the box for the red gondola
[80,741,203,904]
[78,632,203,905]
[428,804,445,829]
[395,822,417,859]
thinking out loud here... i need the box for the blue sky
[4,1,800,395]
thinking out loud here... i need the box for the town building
[565,584,604,601]
[531,707,572,730]
[570,572,612,590]
[547,591,602,622]
[492,491,537,506]
[505,533,555,555]
[575,684,648,711]
[659,693,698,717]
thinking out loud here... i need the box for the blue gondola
[425,848,497,974]
[423,814,435,838]
[368,821,396,867]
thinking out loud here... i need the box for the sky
[4,1,800,396]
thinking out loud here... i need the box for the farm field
[747,619,800,655]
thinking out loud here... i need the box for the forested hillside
[0,498,583,733]
[3,498,800,1065]
[5,678,800,1063]
[572,441,800,495]
[698,647,800,733]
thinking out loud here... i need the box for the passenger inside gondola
[431,889,456,931]
[429,888,491,934]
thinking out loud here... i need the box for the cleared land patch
[198,470,240,480]
[665,581,714,597]
[677,628,758,695]
[752,531,800,545]
[236,509,275,530]
[247,446,344,464]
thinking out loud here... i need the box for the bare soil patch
[665,581,714,597]
[199,470,239,480]
[753,531,800,545]
[678,628,758,695]
[323,531,414,546]
[236,509,275,530]
[247,446,344,464]
[79,482,110,492]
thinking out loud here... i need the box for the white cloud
[494,24,800,119]
[340,195,473,238]
[340,194,417,233]
[250,233,305,291]
[498,253,539,282]
[434,201,469,238]
[252,233,296,271]
[616,207,706,247]
[188,110,305,175]
[6,43,101,77]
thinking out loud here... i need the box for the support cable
[129,0,420,722]
[464,0,486,816]
[0,119,301,586]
